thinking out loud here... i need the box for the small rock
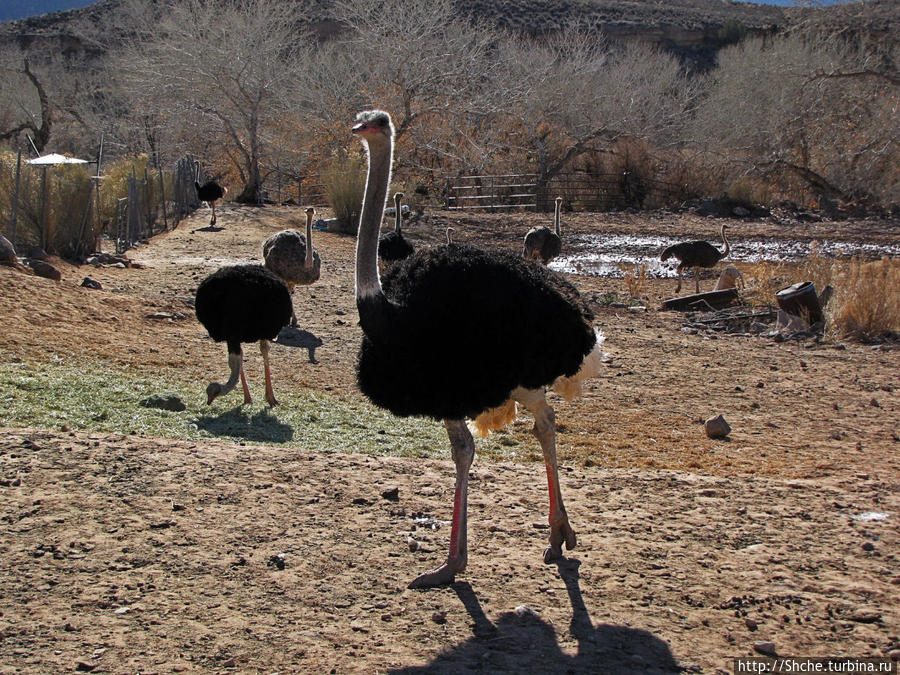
[407,537,420,552]
[745,618,758,631]
[849,609,881,624]
[27,259,61,281]
[431,611,447,624]
[514,604,539,619]
[753,641,777,656]
[381,487,400,502]
[139,393,186,412]
[268,553,286,570]
[222,658,236,668]
[886,649,900,661]
[75,662,97,672]
[81,277,102,290]
[862,542,876,552]
[705,414,731,439]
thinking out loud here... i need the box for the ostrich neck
[554,203,561,236]
[394,202,402,235]
[721,228,730,259]
[355,139,393,301]
[305,213,314,269]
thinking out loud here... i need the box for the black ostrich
[378,191,414,267]
[660,224,730,294]
[195,264,292,407]
[195,179,227,226]
[523,196,563,264]
[352,110,603,589]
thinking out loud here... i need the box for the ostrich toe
[543,520,577,563]
[408,556,467,589]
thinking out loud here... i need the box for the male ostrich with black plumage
[353,110,603,588]
[660,224,730,294]
[523,196,563,264]
[263,207,322,327]
[195,264,292,406]
[378,191,414,268]
[195,179,227,226]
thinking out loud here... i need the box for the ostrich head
[305,207,315,217]
[206,382,224,405]
[352,110,394,145]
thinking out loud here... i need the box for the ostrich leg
[695,269,701,294]
[259,339,278,407]
[239,362,252,404]
[516,388,576,562]
[675,264,684,294]
[210,203,217,226]
[408,419,474,588]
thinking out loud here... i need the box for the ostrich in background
[660,224,730,294]
[263,207,322,327]
[194,163,227,226]
[195,264,292,407]
[195,179,227,226]
[378,191,414,268]
[523,196,563,264]
[352,110,603,589]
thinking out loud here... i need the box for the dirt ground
[0,204,898,674]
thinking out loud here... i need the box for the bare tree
[693,31,899,207]
[116,0,313,202]
[0,51,52,152]
[499,32,698,199]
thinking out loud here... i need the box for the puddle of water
[551,233,900,278]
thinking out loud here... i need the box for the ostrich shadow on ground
[193,406,293,443]
[274,326,323,363]
[391,559,679,674]
[190,225,225,233]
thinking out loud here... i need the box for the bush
[322,155,366,234]
[0,151,94,258]
[828,257,900,341]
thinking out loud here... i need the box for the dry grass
[828,256,900,341]
[322,155,365,234]
[740,242,834,308]
[738,248,899,340]
[621,262,649,299]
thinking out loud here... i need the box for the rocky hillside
[0,0,895,71]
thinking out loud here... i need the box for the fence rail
[445,171,689,212]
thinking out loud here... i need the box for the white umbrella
[27,153,88,165]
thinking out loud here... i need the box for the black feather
[195,264,292,353]
[357,244,596,420]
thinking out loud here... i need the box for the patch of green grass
[0,358,521,462]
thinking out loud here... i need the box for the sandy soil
[0,204,898,674]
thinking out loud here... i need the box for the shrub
[828,257,900,341]
[322,155,366,234]
[0,151,94,258]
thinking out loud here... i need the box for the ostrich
[523,196,563,264]
[195,264,292,407]
[445,227,455,245]
[195,178,227,226]
[263,207,322,327]
[660,224,730,294]
[378,191,414,267]
[352,110,603,588]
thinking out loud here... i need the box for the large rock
[27,259,61,281]
[0,235,17,264]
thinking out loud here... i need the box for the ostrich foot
[543,520,577,563]
[265,392,278,407]
[408,557,466,589]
